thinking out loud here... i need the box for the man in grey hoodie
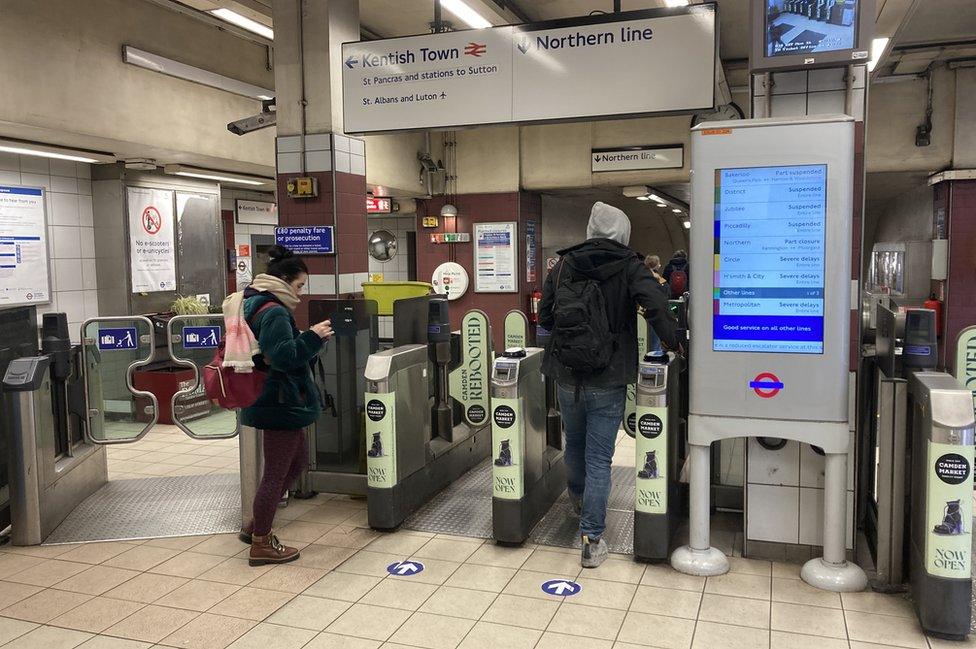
[539,202,678,567]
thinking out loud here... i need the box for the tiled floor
[105,424,241,481]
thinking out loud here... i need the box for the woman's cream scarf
[220,274,300,372]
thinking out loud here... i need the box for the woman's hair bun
[266,245,294,262]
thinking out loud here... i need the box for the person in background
[539,202,678,568]
[237,245,333,565]
[643,255,670,353]
[663,249,690,299]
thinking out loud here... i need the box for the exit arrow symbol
[550,581,574,594]
[395,562,419,575]
[345,56,359,69]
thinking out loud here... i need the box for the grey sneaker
[581,535,608,568]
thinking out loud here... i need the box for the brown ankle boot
[249,533,299,566]
[239,521,254,545]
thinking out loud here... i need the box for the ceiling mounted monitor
[750,0,873,73]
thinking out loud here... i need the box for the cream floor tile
[1,588,92,623]
[154,579,241,611]
[49,596,145,633]
[502,569,577,601]
[770,577,842,609]
[704,572,771,600]
[208,587,295,621]
[629,585,702,620]
[444,563,516,593]
[326,603,412,641]
[0,617,38,645]
[158,611,257,649]
[104,546,180,571]
[770,601,846,639]
[191,535,249,558]
[465,543,532,569]
[360,578,438,610]
[727,556,773,576]
[143,536,209,551]
[691,621,769,649]
[389,611,475,649]
[537,632,613,649]
[3,625,92,649]
[481,593,558,630]
[844,610,927,648]
[103,605,200,643]
[226,622,316,649]
[521,549,584,576]
[413,538,482,563]
[770,631,850,649]
[7,559,90,587]
[640,565,705,593]
[335,550,405,578]
[303,631,381,649]
[616,611,696,649]
[0,580,44,609]
[297,504,365,526]
[456,621,541,649]
[399,556,462,586]
[570,578,637,610]
[548,602,625,640]
[770,562,802,580]
[55,565,141,595]
[841,590,915,618]
[929,637,976,648]
[698,593,770,629]
[586,557,647,585]
[196,558,270,587]
[103,572,189,604]
[58,542,139,565]
[265,595,350,631]
[419,586,498,620]
[303,571,382,602]
[315,526,381,549]
[276,522,336,544]
[291,544,357,571]
[150,552,226,579]
[77,636,153,649]
[247,564,327,594]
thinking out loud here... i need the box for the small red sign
[366,197,392,214]
[749,372,784,399]
[142,206,162,234]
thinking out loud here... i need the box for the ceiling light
[440,204,459,217]
[683,221,691,229]
[0,139,115,164]
[123,46,274,101]
[163,164,270,187]
[868,37,890,72]
[441,0,492,29]
[672,208,682,213]
[636,195,651,201]
[656,202,668,208]
[664,0,689,6]
[210,8,273,40]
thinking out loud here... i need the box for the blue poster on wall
[274,226,335,255]
[526,220,537,283]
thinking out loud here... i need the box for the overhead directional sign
[342,5,716,134]
[541,579,582,597]
[387,561,424,576]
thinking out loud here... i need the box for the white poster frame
[0,184,51,308]
[127,186,177,294]
[473,221,519,294]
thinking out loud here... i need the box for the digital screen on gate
[765,0,858,58]
[712,164,827,355]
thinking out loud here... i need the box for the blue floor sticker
[541,579,582,596]
[387,560,425,576]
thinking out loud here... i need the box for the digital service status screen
[713,164,827,355]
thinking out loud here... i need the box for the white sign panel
[474,222,518,293]
[236,200,277,225]
[341,6,716,134]
[432,261,469,300]
[128,187,176,293]
[343,27,514,133]
[0,185,50,307]
[592,146,684,172]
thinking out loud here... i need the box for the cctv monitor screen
[765,0,859,58]
[712,164,827,355]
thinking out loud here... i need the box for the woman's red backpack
[203,302,277,409]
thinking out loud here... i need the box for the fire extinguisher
[923,293,943,337]
[529,288,543,324]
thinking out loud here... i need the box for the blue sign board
[98,327,138,351]
[387,561,424,576]
[541,579,582,597]
[275,226,335,255]
[182,326,221,349]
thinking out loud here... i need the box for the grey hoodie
[586,202,631,246]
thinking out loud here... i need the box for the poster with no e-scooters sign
[128,187,176,293]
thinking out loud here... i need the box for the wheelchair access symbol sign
[182,326,221,349]
[98,327,138,351]
[749,372,784,399]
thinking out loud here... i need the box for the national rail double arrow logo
[749,372,784,399]
[464,42,487,57]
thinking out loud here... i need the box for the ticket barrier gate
[633,352,681,561]
[490,347,565,545]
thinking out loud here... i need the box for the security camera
[227,99,276,136]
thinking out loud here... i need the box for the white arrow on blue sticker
[387,561,424,576]
[541,579,582,596]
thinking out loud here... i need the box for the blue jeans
[557,383,627,539]
[647,327,663,354]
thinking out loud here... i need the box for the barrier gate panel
[82,317,158,444]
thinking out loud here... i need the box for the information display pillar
[671,115,866,592]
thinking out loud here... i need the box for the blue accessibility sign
[182,326,221,349]
[387,561,424,576]
[541,579,582,597]
[97,327,138,351]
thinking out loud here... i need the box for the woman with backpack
[663,250,690,299]
[230,245,333,565]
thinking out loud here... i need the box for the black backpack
[550,257,615,376]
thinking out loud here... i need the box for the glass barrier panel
[82,317,157,444]
[168,315,239,439]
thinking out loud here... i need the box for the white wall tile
[349,138,365,156]
[308,273,336,294]
[50,175,77,193]
[798,488,855,549]
[276,135,303,153]
[276,152,302,174]
[747,438,799,486]
[77,178,92,195]
[305,150,332,173]
[306,133,332,151]
[808,68,846,92]
[49,159,77,177]
[80,227,96,259]
[350,154,366,176]
[56,290,86,324]
[334,151,351,174]
[0,170,21,185]
[54,258,84,291]
[78,196,94,226]
[19,156,49,175]
[75,162,91,179]
[333,134,351,153]
[50,192,80,226]
[52,225,82,258]
[770,93,807,117]
[747,484,799,544]
[0,151,20,172]
[20,173,50,190]
[354,272,369,290]
[807,90,846,115]
[83,290,99,320]
[798,443,826,489]
[81,258,97,290]
[771,71,807,94]
[338,273,356,293]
